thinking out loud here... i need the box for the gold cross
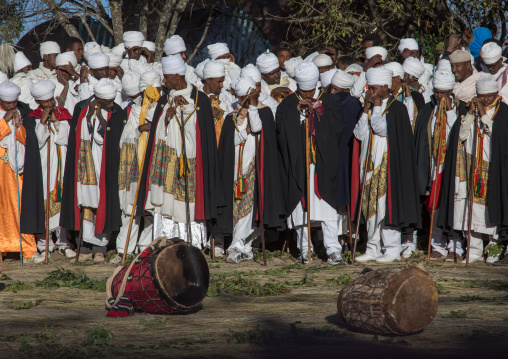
[1,151,8,164]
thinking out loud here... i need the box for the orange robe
[0,118,36,259]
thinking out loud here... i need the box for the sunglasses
[486,63,498,69]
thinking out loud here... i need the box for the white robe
[28,64,56,82]
[0,109,25,173]
[10,73,37,110]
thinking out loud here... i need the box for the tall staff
[14,111,23,267]
[465,102,479,266]
[179,101,192,243]
[302,105,312,266]
[44,113,52,264]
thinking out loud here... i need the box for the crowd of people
[1,26,508,267]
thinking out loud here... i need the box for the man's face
[69,42,84,63]
[18,65,32,74]
[57,67,71,81]
[329,85,349,94]
[37,97,55,110]
[368,84,387,98]
[485,58,503,75]
[298,88,315,99]
[97,98,115,112]
[337,61,348,71]
[163,74,179,90]
[261,68,281,85]
[108,67,118,79]
[277,50,291,70]
[451,61,472,82]
[391,76,402,93]
[205,76,225,95]
[433,89,452,104]
[363,40,375,55]
[43,53,58,70]
[403,73,419,89]
[478,92,498,107]
[255,82,262,93]
[93,67,109,80]
[126,46,141,60]
[179,51,187,62]
[0,99,18,111]
[319,46,337,63]
[317,65,333,74]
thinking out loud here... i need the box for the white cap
[294,62,319,90]
[56,51,78,68]
[30,80,56,101]
[284,57,303,78]
[241,64,262,83]
[111,43,126,57]
[476,75,499,94]
[256,51,279,74]
[234,76,257,96]
[432,70,455,91]
[345,64,363,74]
[207,43,230,60]
[101,45,111,53]
[122,71,141,97]
[398,38,419,53]
[139,70,162,92]
[84,42,103,61]
[40,41,61,57]
[313,54,333,68]
[94,78,118,99]
[0,81,21,101]
[366,67,393,87]
[481,42,503,65]
[143,41,156,52]
[161,54,186,75]
[88,52,110,70]
[403,57,425,78]
[383,62,405,78]
[320,68,337,88]
[123,31,145,48]
[107,53,123,68]
[164,35,186,56]
[331,70,355,89]
[203,60,226,79]
[194,59,210,80]
[365,46,387,60]
[14,52,32,73]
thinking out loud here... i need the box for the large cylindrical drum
[111,239,209,314]
[337,267,438,335]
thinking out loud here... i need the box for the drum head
[153,241,210,309]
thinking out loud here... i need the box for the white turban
[304,51,319,63]
[139,70,162,92]
[207,43,230,60]
[40,41,61,57]
[194,59,210,80]
[234,76,256,97]
[203,60,226,79]
[383,62,405,78]
[481,42,502,65]
[122,71,141,97]
[84,42,102,61]
[111,43,126,57]
[366,67,393,87]
[161,54,186,76]
[294,62,319,90]
[0,72,7,84]
[14,52,32,73]
[449,50,471,64]
[398,38,419,53]
[128,59,152,75]
[313,54,333,68]
[123,31,145,48]
[94,78,118,99]
[164,35,186,56]
[30,80,56,101]
[331,70,355,89]
[241,64,262,83]
[101,45,111,53]
[88,52,109,70]
[256,51,279,74]
[56,51,78,68]
[345,64,363,74]
[432,70,455,91]
[0,81,21,101]
[284,57,303,78]
[320,69,337,88]
[107,53,123,67]
[403,57,425,79]
[476,76,499,94]
[143,41,156,52]
[365,46,387,61]
[436,59,452,72]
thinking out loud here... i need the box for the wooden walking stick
[466,104,479,267]
[180,102,192,243]
[304,106,312,266]
[255,132,267,266]
[14,111,23,266]
[45,118,51,264]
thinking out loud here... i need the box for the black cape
[275,92,344,216]
[215,107,285,236]
[438,102,508,239]
[59,98,126,234]
[333,91,361,208]
[411,90,425,112]
[135,85,225,225]
[414,98,468,196]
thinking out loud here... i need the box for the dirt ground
[0,247,507,359]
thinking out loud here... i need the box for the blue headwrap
[468,27,492,60]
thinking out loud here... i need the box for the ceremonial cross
[1,151,8,164]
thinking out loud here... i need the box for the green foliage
[434,281,449,295]
[444,310,467,319]
[0,0,24,43]
[138,316,170,328]
[0,274,12,280]
[35,268,107,292]
[484,243,505,258]
[326,274,352,286]
[5,280,35,293]
[207,273,291,297]
[7,300,43,310]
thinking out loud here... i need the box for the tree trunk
[109,0,124,45]
[154,0,178,60]
[139,0,149,39]
[41,0,82,40]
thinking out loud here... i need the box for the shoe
[58,248,76,259]
[214,248,224,258]
[242,251,254,261]
[445,252,462,263]
[493,256,508,266]
[26,253,45,264]
[227,249,243,263]
[376,254,400,263]
[355,254,378,263]
[300,253,312,265]
[486,254,500,264]
[327,252,345,266]
[72,253,93,263]
[429,251,445,261]
[401,247,415,260]
[94,253,105,263]
[109,254,122,264]
[461,255,483,264]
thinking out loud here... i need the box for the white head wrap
[331,69,355,89]
[87,52,110,70]
[0,72,7,84]
[449,50,472,64]
[366,67,393,87]
[203,60,226,79]
[476,76,499,94]
[30,80,56,101]
[398,38,419,53]
[256,51,279,74]
[40,41,61,57]
[107,53,123,67]
[304,51,319,63]
[84,42,103,61]
[14,52,32,73]
[241,64,262,83]
[365,46,387,60]
[284,57,303,78]
[294,62,319,90]
[436,59,452,72]
[207,43,230,60]
[432,70,455,91]
[383,62,405,78]
[142,41,156,52]
[164,35,186,56]
[403,57,425,78]
[481,42,503,65]
[100,45,111,53]
[128,59,152,75]
[111,43,126,57]
[139,70,162,92]
[345,63,363,74]
[234,76,257,97]
[123,31,145,48]
[313,54,333,68]
[94,78,118,99]
[56,51,78,68]
[161,54,186,75]
[194,59,210,80]
[320,69,337,88]
[0,81,21,101]
[122,71,141,97]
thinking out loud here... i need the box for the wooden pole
[45,121,51,264]
[466,106,479,267]
[346,205,353,252]
[255,133,266,266]
[14,111,23,267]
[304,109,312,266]
[181,104,192,243]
